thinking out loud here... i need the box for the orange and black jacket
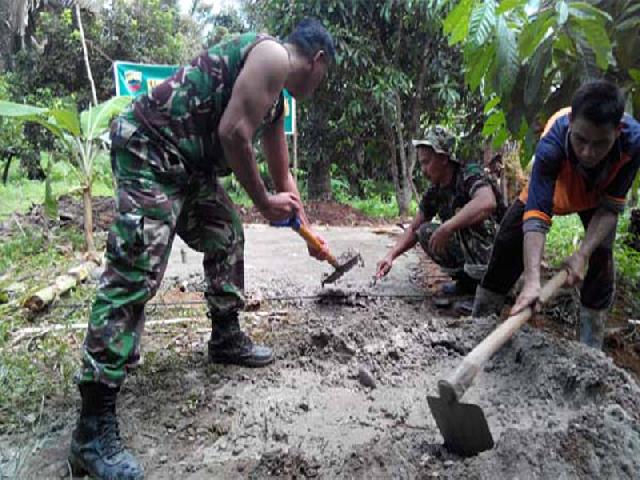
[519,108,640,233]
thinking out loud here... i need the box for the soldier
[69,19,335,480]
[472,80,640,350]
[375,126,501,313]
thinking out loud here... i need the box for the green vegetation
[0,153,113,221]
[0,95,131,251]
[546,213,640,284]
[0,223,97,432]
[442,0,640,161]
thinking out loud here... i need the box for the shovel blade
[427,395,494,457]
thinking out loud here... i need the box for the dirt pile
[238,200,389,226]
[4,293,639,479]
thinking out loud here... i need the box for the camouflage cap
[412,125,459,163]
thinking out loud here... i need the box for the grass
[545,212,640,284]
[0,179,113,221]
[0,223,100,433]
[0,153,114,221]
[346,195,418,218]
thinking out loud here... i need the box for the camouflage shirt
[118,31,285,176]
[419,163,498,237]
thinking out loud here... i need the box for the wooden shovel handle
[297,224,339,267]
[438,269,568,403]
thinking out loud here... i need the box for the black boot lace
[100,412,125,459]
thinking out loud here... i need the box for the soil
[237,201,393,227]
[2,287,639,479]
[1,198,640,479]
[0,194,388,238]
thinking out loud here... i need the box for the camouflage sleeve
[462,163,491,198]
[419,188,437,221]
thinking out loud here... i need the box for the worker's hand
[428,222,453,257]
[258,192,302,223]
[562,252,587,287]
[375,254,394,279]
[308,232,331,261]
[510,279,541,316]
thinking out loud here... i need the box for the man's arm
[443,186,496,232]
[562,207,618,287]
[510,231,545,314]
[510,117,566,314]
[579,208,618,258]
[218,41,300,222]
[261,115,310,224]
[261,116,330,260]
[376,210,426,279]
[428,185,496,255]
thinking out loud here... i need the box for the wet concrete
[2,225,639,479]
[165,224,425,297]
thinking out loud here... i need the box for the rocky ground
[1,198,639,479]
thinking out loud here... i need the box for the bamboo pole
[76,3,98,106]
[23,260,99,313]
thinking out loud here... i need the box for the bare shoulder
[245,39,289,74]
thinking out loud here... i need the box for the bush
[545,213,640,284]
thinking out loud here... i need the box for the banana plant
[0,96,132,252]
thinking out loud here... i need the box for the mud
[1,226,639,479]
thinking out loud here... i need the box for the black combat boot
[208,312,274,367]
[440,273,478,296]
[69,383,144,480]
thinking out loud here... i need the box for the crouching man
[376,126,500,313]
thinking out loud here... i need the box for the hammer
[272,216,362,286]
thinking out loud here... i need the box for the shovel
[272,216,363,286]
[427,269,568,457]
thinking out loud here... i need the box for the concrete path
[164,224,426,297]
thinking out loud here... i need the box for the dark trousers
[480,200,615,310]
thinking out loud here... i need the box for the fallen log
[23,260,99,313]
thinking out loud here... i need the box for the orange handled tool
[272,216,362,286]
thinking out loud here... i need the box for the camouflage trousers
[416,222,494,281]
[78,124,244,387]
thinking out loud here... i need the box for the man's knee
[416,222,437,251]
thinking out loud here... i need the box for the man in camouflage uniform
[375,126,501,313]
[69,19,335,480]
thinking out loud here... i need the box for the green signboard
[113,61,296,134]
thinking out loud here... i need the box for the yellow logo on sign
[124,70,142,93]
[147,78,163,91]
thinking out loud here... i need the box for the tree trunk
[354,146,365,197]
[307,154,332,201]
[83,184,95,253]
[383,121,401,199]
[392,92,412,216]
